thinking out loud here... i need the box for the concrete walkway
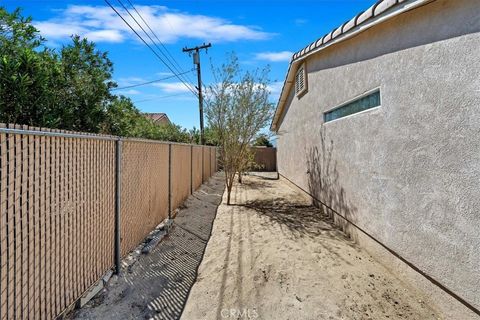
[182,173,440,320]
[70,174,225,320]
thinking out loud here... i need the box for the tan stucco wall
[275,0,480,318]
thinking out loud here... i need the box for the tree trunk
[238,172,242,183]
[226,184,233,205]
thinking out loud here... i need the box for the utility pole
[183,42,211,145]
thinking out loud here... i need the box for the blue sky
[4,0,373,130]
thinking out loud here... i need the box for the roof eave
[270,0,434,133]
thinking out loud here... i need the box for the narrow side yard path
[182,173,440,320]
[71,174,225,320]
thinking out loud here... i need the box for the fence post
[168,143,172,219]
[190,145,193,194]
[114,138,122,275]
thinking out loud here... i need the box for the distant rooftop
[143,113,171,125]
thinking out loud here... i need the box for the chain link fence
[0,124,218,319]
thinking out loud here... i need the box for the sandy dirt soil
[69,174,225,320]
[181,173,440,320]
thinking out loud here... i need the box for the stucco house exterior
[271,0,479,318]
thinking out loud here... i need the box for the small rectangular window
[324,89,380,122]
[295,63,307,96]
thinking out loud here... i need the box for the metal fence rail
[0,124,218,319]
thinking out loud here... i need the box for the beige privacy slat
[50,134,58,314]
[0,133,7,320]
[19,134,28,318]
[7,133,16,320]
[120,141,169,257]
[45,135,52,319]
[202,147,208,182]
[0,132,116,319]
[192,146,203,190]
[59,136,67,312]
[210,147,216,177]
[33,135,41,320]
[171,145,191,211]
[192,146,203,191]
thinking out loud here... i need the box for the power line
[158,7,198,88]
[114,0,197,93]
[114,0,198,96]
[104,0,198,98]
[183,43,211,145]
[133,93,190,103]
[124,0,197,88]
[112,69,194,91]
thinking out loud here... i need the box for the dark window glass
[324,90,380,122]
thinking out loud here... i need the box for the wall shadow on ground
[240,184,358,267]
[239,178,275,191]
[240,129,359,243]
[305,130,359,241]
[243,198,335,239]
[245,171,279,181]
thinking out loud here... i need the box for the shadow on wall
[306,129,359,241]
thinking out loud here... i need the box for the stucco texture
[275,0,480,318]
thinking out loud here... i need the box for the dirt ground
[181,173,440,320]
[70,172,441,320]
[70,174,225,320]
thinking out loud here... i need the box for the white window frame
[294,62,307,97]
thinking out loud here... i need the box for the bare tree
[206,54,274,205]
[237,149,254,184]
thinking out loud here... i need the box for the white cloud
[84,29,124,43]
[134,93,196,104]
[294,19,308,26]
[152,82,195,93]
[255,51,293,62]
[34,5,273,44]
[156,72,173,77]
[267,81,284,101]
[267,81,283,94]
[205,80,283,102]
[117,89,141,95]
[116,76,147,86]
[34,21,85,40]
